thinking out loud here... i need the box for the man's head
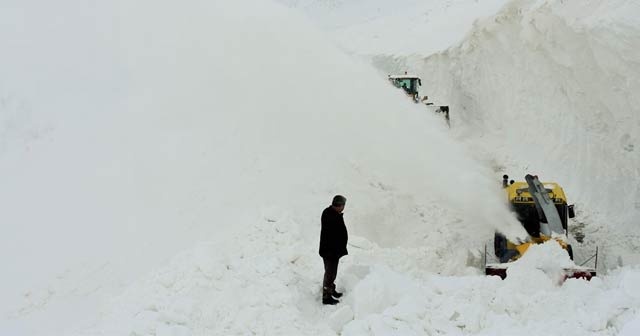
[331,195,346,213]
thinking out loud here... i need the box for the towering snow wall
[0,0,526,333]
[374,0,640,267]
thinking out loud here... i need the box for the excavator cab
[388,73,450,124]
[388,75,421,101]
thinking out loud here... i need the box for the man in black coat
[319,195,348,305]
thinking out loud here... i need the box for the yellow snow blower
[485,174,597,280]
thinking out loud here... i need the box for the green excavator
[388,73,449,123]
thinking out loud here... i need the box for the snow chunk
[156,324,191,336]
[351,266,422,318]
[505,240,576,286]
[328,305,354,333]
[620,314,640,336]
[621,268,640,299]
[348,236,376,250]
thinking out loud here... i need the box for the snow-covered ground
[1,0,640,335]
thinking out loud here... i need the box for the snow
[504,241,580,285]
[370,0,640,269]
[620,314,640,336]
[75,231,640,335]
[277,0,512,56]
[1,0,640,335]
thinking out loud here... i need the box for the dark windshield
[513,203,541,237]
[392,78,419,94]
[512,203,568,237]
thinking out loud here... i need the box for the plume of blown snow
[0,0,526,333]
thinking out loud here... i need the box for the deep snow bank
[374,0,640,268]
[0,0,526,334]
[77,223,640,335]
[341,241,640,336]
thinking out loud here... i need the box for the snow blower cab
[388,73,450,123]
[485,174,597,281]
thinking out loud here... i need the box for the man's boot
[323,287,339,305]
[331,285,343,298]
[323,296,339,305]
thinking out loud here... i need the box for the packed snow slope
[0,0,526,334]
[368,0,640,269]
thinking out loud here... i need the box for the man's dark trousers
[322,258,339,299]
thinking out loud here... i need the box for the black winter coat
[319,206,348,260]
